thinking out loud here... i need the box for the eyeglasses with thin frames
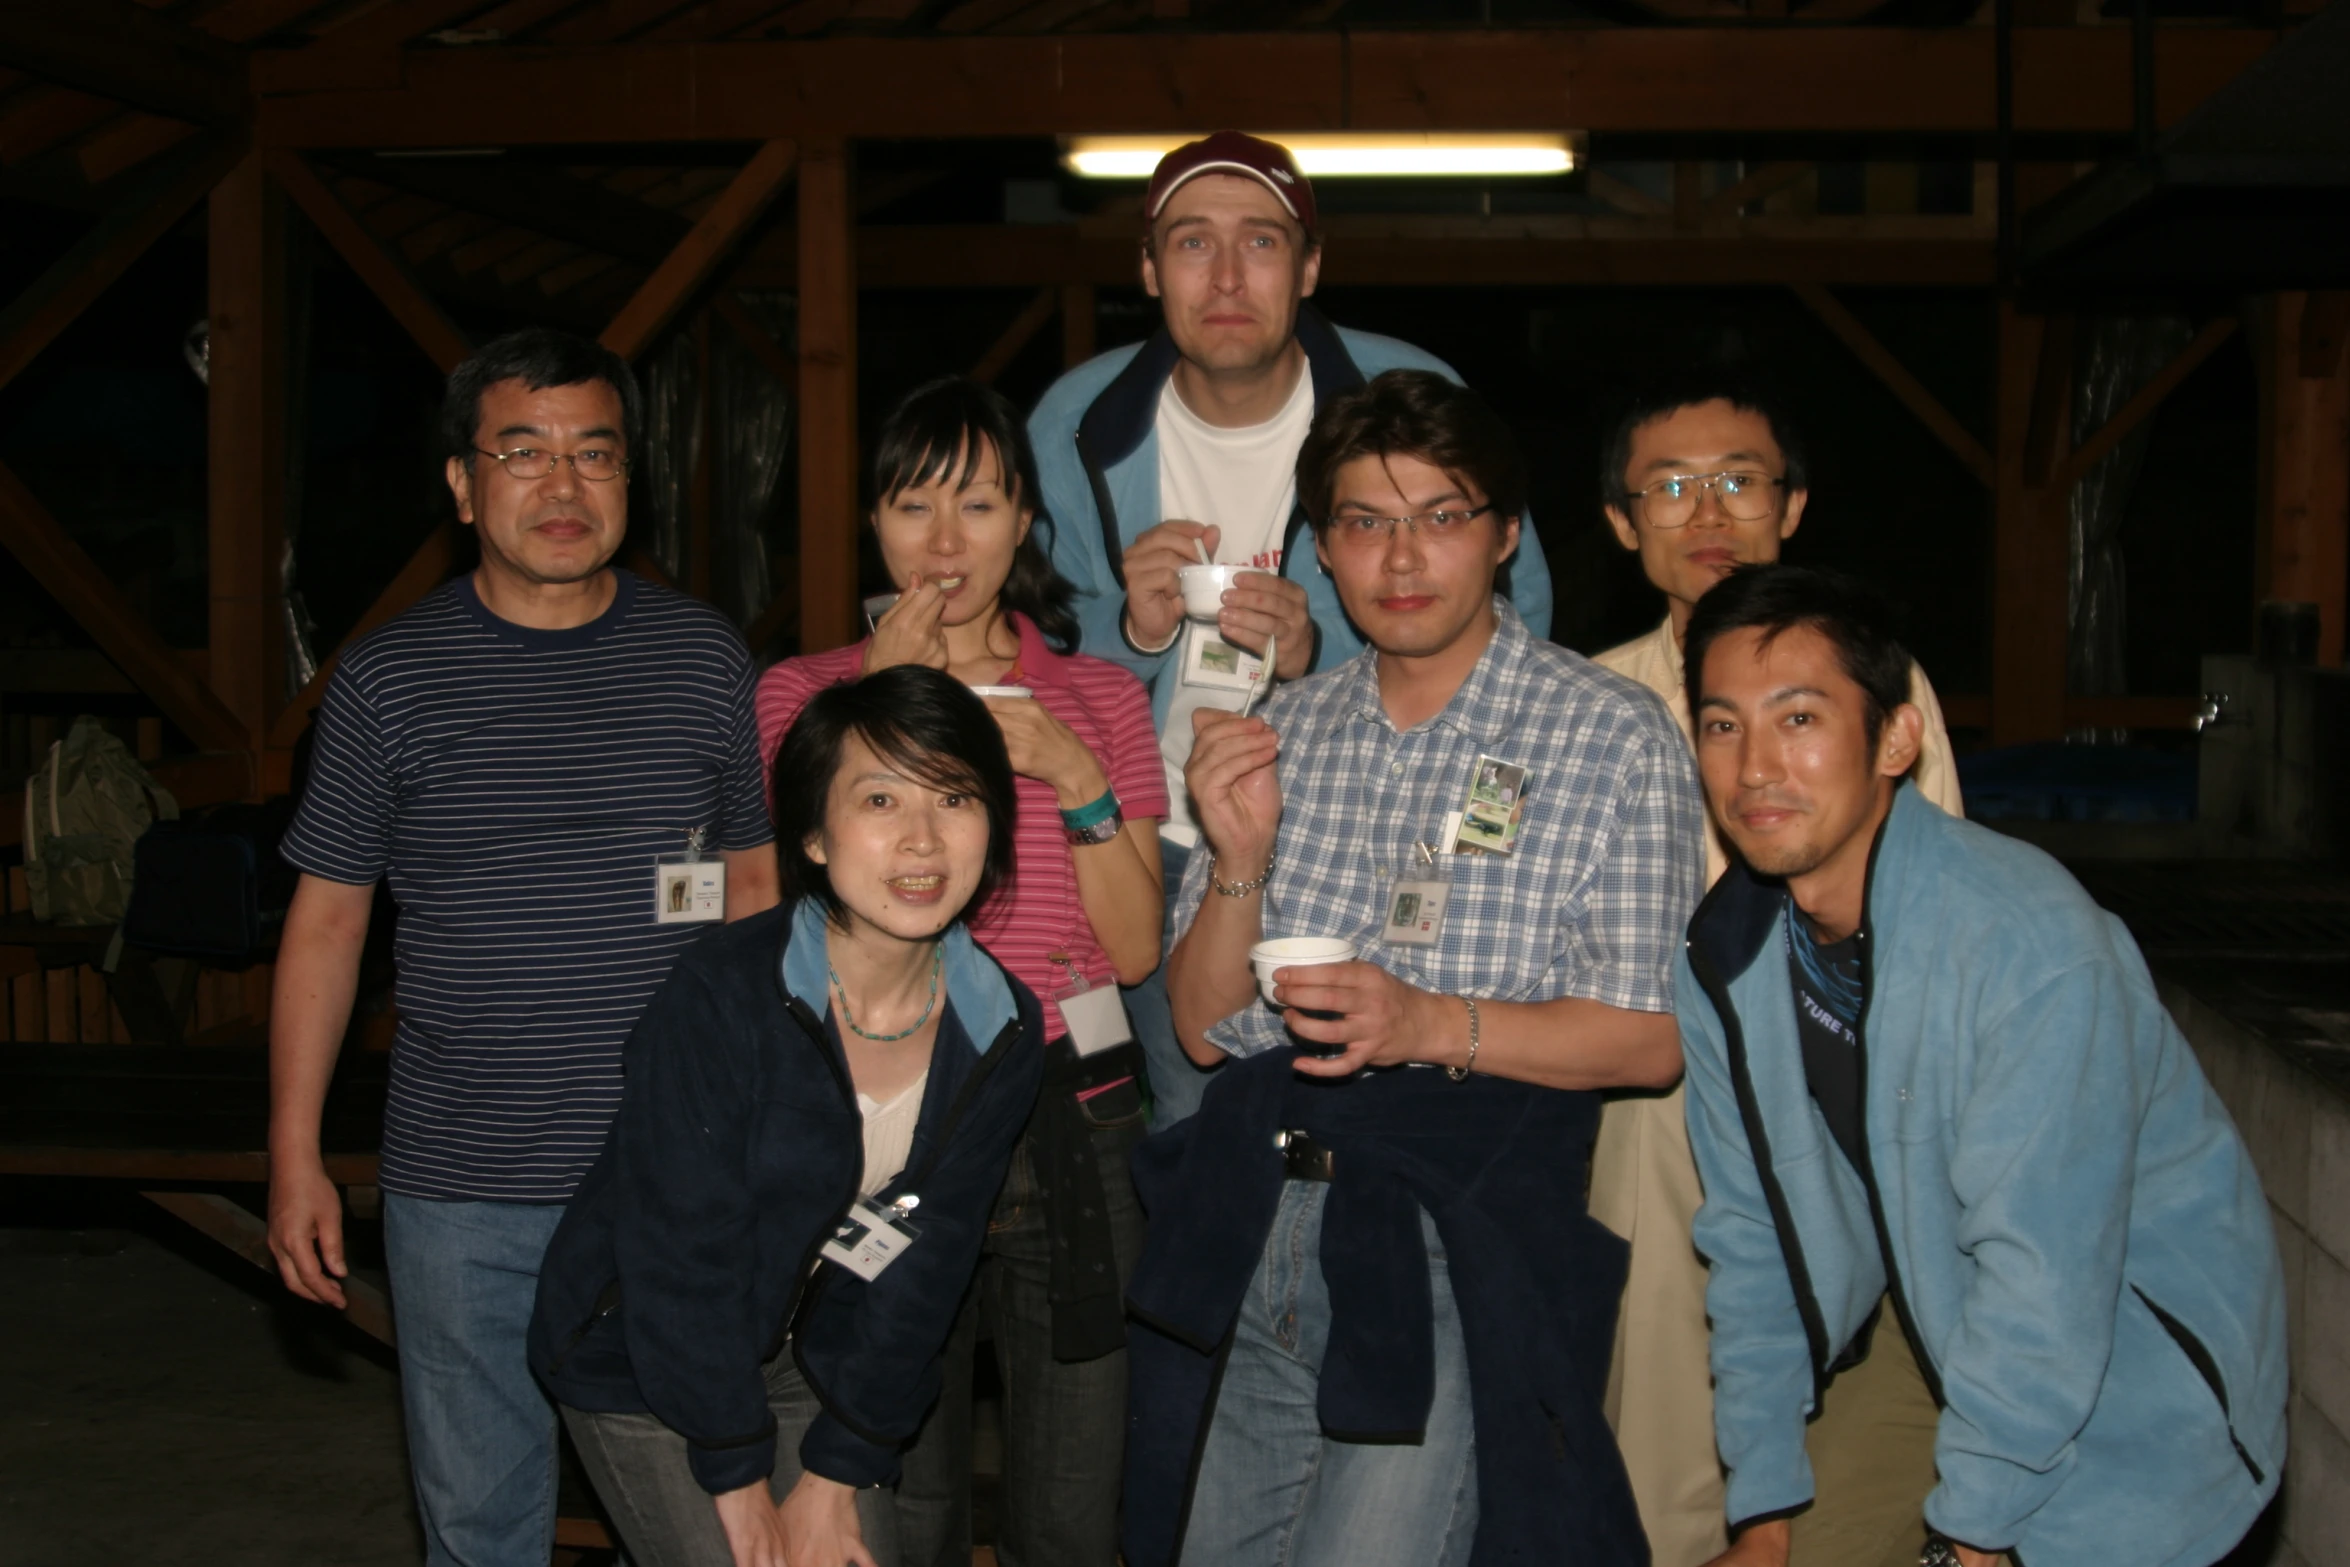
[1326,504,1496,546]
[471,446,630,483]
[1626,471,1783,529]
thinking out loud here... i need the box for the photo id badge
[653,855,726,924]
[1453,756,1532,856]
[820,1195,922,1282]
[1383,844,1453,947]
[1177,620,1265,694]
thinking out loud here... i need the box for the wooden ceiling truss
[0,2,2329,847]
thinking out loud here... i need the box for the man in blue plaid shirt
[1121,370,1703,1567]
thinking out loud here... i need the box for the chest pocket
[1422,843,1554,990]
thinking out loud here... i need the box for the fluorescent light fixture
[1063,134,1577,179]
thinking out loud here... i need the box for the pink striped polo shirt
[755,613,1168,1041]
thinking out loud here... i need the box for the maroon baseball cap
[1143,132,1317,233]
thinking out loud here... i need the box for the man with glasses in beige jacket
[1589,374,1961,1567]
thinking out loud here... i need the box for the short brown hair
[1296,370,1527,533]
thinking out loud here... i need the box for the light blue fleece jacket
[1026,305,1552,730]
[1679,786,2285,1565]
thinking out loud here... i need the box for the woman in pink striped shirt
[756,377,1166,1567]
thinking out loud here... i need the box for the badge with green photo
[1452,755,1530,855]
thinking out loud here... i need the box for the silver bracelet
[1208,854,1273,897]
[1447,996,1481,1082]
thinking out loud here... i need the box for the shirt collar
[1009,612,1069,689]
[1343,596,1529,746]
[781,898,1014,1053]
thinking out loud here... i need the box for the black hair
[441,328,642,464]
[769,665,1017,927]
[869,376,1080,653]
[1683,564,1914,751]
[1601,370,1809,510]
[1296,369,1528,533]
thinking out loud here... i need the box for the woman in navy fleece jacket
[530,667,1044,1567]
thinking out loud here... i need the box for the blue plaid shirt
[1176,603,1704,1059]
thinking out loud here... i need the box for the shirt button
[1391,763,1404,776]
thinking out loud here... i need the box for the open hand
[713,1481,790,1567]
[266,1154,348,1309]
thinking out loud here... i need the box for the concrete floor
[0,1182,423,1567]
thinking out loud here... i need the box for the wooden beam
[1990,302,2067,745]
[270,522,460,748]
[798,135,857,655]
[600,138,797,362]
[0,134,245,397]
[2047,315,2237,498]
[143,1191,397,1346]
[2256,292,2350,666]
[971,287,1058,386]
[269,150,472,374]
[731,220,1999,291]
[714,290,795,387]
[208,149,289,766]
[0,0,248,127]
[1061,282,1096,368]
[251,28,2280,145]
[333,151,692,268]
[0,462,249,752]
[1790,282,1995,487]
[1703,161,1815,220]
[1587,170,1670,218]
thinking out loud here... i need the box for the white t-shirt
[1153,367,1315,845]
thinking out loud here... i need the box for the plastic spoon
[1239,632,1274,721]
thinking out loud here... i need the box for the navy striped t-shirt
[281,569,774,1203]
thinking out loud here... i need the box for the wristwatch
[1065,811,1124,847]
[1919,1533,1965,1567]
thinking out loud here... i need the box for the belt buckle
[1274,1129,1335,1183]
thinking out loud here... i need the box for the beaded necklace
[829,943,944,1042]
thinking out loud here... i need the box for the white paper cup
[1249,936,1357,1008]
[967,685,1033,699]
[1179,563,1268,621]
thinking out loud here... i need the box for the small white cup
[1249,936,1357,1008]
[966,685,1033,699]
[1179,563,1267,621]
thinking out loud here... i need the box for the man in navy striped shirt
[267,329,779,1567]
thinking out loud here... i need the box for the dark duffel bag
[121,800,299,966]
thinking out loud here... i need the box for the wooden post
[1061,283,1096,368]
[1989,299,2069,745]
[798,136,857,655]
[207,149,287,779]
[2256,291,2350,665]
[690,310,713,602]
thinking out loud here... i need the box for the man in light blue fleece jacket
[1676,564,2284,1567]
[1029,131,1551,1123]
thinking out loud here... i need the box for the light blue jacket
[1027,305,1552,728]
[1679,786,2285,1565]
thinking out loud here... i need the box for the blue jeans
[384,1193,567,1567]
[1133,835,1216,1128]
[1181,1182,1480,1567]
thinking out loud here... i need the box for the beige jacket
[1584,614,1962,1566]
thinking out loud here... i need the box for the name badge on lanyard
[821,1194,923,1281]
[1383,840,1454,947]
[654,827,727,924]
[1051,956,1134,1058]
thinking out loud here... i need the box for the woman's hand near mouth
[863,573,951,674]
